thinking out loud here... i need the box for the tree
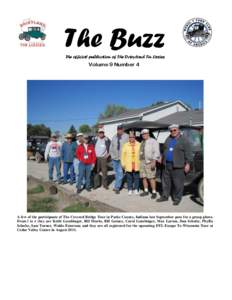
[27,124,51,137]
[99,104,128,119]
[68,125,77,136]
[79,124,92,133]
[54,130,62,139]
[91,123,99,135]
[151,101,165,107]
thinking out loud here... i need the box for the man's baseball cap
[117,124,123,130]
[51,133,57,138]
[141,129,149,134]
[98,128,105,133]
[168,124,179,130]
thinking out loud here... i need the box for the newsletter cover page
[1,1,231,299]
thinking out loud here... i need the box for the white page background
[0,1,231,299]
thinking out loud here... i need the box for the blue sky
[27,80,203,133]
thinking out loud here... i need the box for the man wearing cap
[157,124,192,205]
[44,133,62,183]
[140,129,160,199]
[73,132,84,187]
[61,133,76,185]
[109,124,129,194]
[92,128,111,189]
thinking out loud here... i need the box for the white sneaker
[128,190,133,196]
[134,190,139,195]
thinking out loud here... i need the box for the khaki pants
[140,160,156,179]
[94,157,108,188]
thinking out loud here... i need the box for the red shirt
[76,144,96,165]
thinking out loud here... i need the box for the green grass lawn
[27,184,56,212]
[28,196,57,212]
[28,184,45,194]
[27,184,96,213]
[63,203,96,213]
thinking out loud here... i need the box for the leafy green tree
[151,101,165,107]
[99,104,128,119]
[91,123,99,135]
[79,124,92,133]
[27,124,51,137]
[68,125,77,136]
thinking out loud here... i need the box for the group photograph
[27,80,204,213]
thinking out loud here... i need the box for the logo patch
[19,18,46,47]
[183,18,212,47]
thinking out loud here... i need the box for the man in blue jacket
[61,133,76,185]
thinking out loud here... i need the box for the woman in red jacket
[76,135,96,193]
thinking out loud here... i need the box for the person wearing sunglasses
[157,124,192,205]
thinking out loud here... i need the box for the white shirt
[44,141,62,160]
[95,138,107,157]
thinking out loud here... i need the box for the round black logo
[183,18,212,47]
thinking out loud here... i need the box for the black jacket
[163,134,193,168]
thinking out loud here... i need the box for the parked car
[27,136,49,162]
[123,121,204,204]
[19,27,46,41]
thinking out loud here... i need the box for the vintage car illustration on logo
[19,26,46,41]
[187,23,209,38]
[183,18,212,47]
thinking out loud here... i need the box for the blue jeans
[112,159,123,190]
[74,158,85,187]
[77,162,92,190]
[63,162,75,183]
[48,157,61,181]
[126,171,140,191]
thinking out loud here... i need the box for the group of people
[44,123,192,205]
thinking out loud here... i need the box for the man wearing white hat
[139,129,160,199]
[157,124,192,205]
[92,128,111,189]
[109,124,129,194]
